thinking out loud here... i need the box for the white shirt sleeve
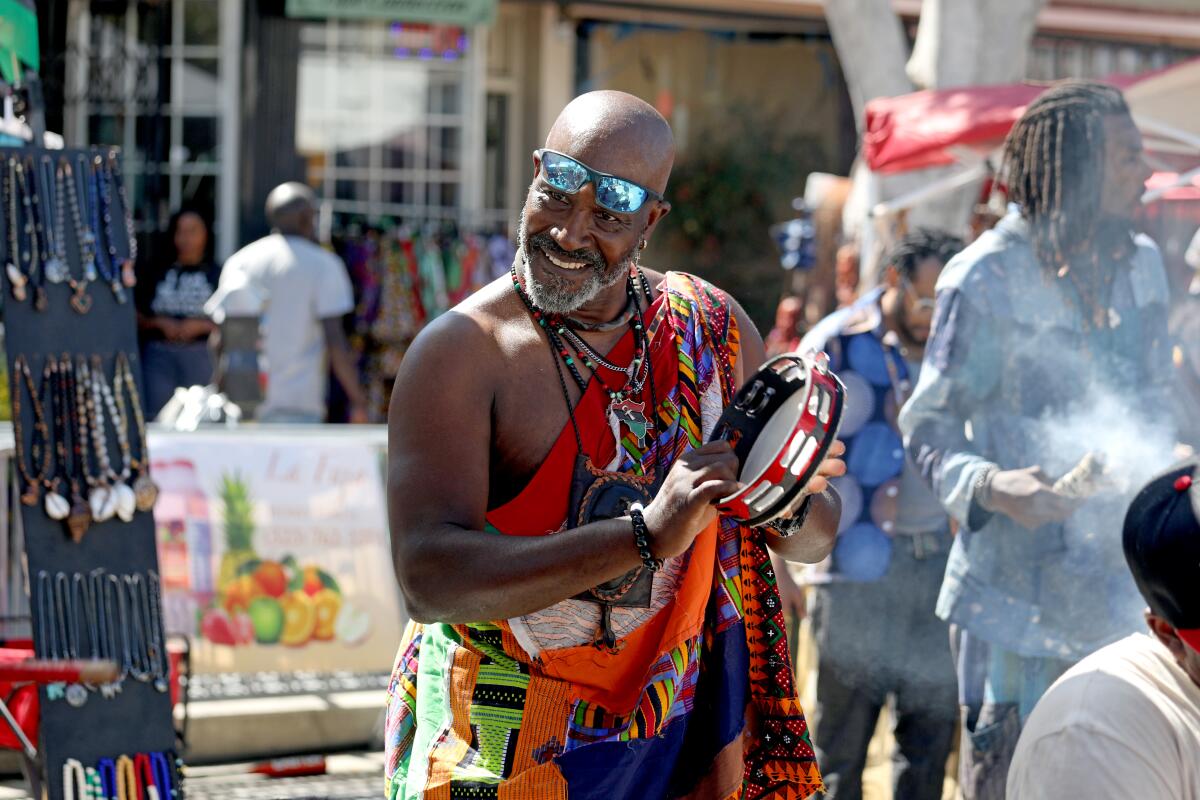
[315,253,354,320]
[1007,728,1179,800]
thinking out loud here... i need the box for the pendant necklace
[55,571,89,707]
[12,356,52,506]
[71,573,100,698]
[77,356,116,523]
[93,355,136,520]
[18,158,46,310]
[124,574,152,683]
[37,156,68,286]
[108,152,138,289]
[4,159,29,302]
[70,156,99,284]
[106,573,132,693]
[59,356,92,541]
[92,569,119,697]
[115,352,159,510]
[94,155,127,302]
[43,358,71,521]
[59,158,95,313]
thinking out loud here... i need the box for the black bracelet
[629,503,663,572]
[764,494,814,539]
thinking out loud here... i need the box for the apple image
[248,597,285,645]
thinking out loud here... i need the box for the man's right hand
[642,440,741,560]
[981,465,1080,530]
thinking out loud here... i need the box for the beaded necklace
[511,263,663,466]
[93,355,137,521]
[76,356,117,524]
[18,158,47,310]
[69,156,99,284]
[4,159,29,302]
[95,155,128,302]
[59,356,92,541]
[12,355,52,506]
[116,352,159,510]
[59,159,95,313]
[38,156,68,286]
[108,152,138,289]
[42,358,71,521]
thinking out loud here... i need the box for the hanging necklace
[93,355,136,521]
[146,570,169,691]
[70,155,99,284]
[17,158,46,310]
[565,294,637,332]
[108,152,138,289]
[38,156,68,286]
[511,265,654,452]
[59,158,95,313]
[77,356,117,523]
[106,573,132,692]
[116,352,158,510]
[43,358,71,521]
[59,356,92,541]
[5,159,29,302]
[12,356,52,506]
[55,571,89,707]
[94,155,127,302]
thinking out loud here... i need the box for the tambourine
[709,352,846,526]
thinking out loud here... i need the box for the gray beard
[516,218,637,314]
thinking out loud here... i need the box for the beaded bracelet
[628,503,663,572]
[763,494,814,539]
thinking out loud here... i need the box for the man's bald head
[544,91,674,195]
[266,182,317,239]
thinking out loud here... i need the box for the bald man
[384,91,843,799]
[215,182,367,423]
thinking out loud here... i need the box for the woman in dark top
[138,210,221,417]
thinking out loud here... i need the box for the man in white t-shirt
[213,183,367,423]
[1007,458,1200,799]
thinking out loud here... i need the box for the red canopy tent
[861,65,1194,176]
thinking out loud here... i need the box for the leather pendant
[70,289,92,314]
[7,263,27,301]
[33,286,47,311]
[19,486,39,506]
[133,473,159,512]
[66,498,91,542]
[121,259,137,288]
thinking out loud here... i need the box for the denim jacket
[898,213,1174,660]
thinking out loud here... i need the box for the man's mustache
[527,232,606,271]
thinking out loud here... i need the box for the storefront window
[66,0,237,257]
[296,20,474,227]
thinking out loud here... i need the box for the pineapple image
[217,472,258,590]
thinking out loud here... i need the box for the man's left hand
[802,439,846,496]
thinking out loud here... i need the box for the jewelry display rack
[1,144,179,799]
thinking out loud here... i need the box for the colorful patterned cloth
[385,272,823,799]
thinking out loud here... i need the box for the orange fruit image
[280,591,317,647]
[312,589,342,641]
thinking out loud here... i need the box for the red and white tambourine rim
[710,352,846,526]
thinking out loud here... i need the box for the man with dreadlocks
[899,80,1173,798]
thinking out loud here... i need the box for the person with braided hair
[899,80,1174,798]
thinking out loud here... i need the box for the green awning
[284,0,496,26]
[0,0,39,84]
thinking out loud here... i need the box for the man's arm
[727,298,843,563]
[388,313,739,624]
[321,317,369,423]
[898,283,1075,531]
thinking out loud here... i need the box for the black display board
[0,147,176,799]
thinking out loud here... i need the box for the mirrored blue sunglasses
[535,149,663,215]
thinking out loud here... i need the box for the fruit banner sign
[147,430,403,675]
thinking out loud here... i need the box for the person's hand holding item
[642,440,742,560]
[980,465,1080,530]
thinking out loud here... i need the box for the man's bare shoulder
[396,276,525,386]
